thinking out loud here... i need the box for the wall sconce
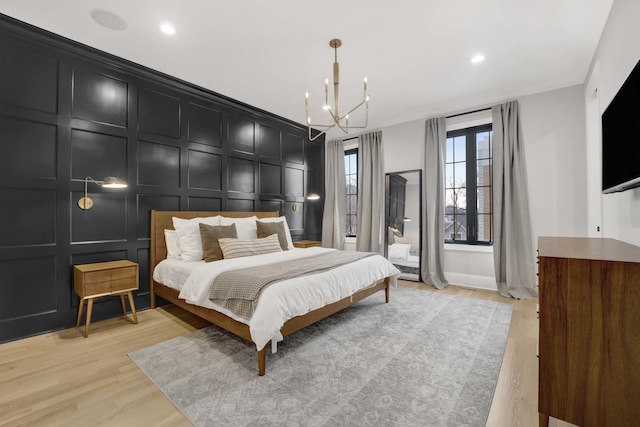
[287,193,321,212]
[403,216,411,222]
[78,176,128,210]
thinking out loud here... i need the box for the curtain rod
[446,107,491,119]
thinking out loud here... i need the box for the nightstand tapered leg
[84,298,94,338]
[76,298,85,327]
[119,295,127,315]
[127,291,138,324]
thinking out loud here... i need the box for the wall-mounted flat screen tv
[602,59,640,194]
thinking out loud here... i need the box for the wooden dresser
[538,237,640,427]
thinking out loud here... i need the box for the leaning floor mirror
[385,169,422,281]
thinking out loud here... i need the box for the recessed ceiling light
[90,9,127,31]
[471,54,485,63]
[160,24,176,35]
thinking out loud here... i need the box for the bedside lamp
[78,176,128,210]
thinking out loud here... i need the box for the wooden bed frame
[149,210,390,376]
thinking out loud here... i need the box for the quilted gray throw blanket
[209,251,376,320]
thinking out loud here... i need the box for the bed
[150,210,400,376]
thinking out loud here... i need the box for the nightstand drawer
[83,266,136,284]
[293,240,321,248]
[84,277,137,295]
[84,281,112,296]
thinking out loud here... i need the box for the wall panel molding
[0,13,324,343]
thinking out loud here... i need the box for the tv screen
[602,59,640,194]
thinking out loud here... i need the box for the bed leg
[384,277,390,303]
[150,282,156,309]
[258,347,267,376]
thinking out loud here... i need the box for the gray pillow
[199,223,237,262]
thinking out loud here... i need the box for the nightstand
[73,260,139,338]
[293,240,322,248]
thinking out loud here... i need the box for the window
[345,148,358,237]
[445,124,493,244]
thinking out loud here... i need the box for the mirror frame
[385,169,422,281]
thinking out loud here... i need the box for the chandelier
[305,39,370,141]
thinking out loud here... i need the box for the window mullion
[466,129,477,244]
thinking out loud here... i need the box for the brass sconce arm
[78,176,128,210]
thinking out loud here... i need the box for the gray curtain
[321,139,346,249]
[421,117,449,289]
[492,101,537,299]
[356,131,385,254]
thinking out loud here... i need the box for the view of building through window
[445,124,493,244]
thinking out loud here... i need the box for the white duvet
[153,247,400,350]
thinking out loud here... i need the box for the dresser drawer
[83,266,136,284]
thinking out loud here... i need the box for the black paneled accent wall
[0,15,325,343]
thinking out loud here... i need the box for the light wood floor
[0,281,575,427]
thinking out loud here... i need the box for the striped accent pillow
[218,233,283,259]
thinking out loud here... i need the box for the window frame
[344,148,358,237]
[445,123,493,245]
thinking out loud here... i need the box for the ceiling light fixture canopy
[305,39,369,142]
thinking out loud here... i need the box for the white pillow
[218,234,282,259]
[172,216,222,262]
[256,216,293,250]
[389,243,411,261]
[164,229,181,259]
[220,216,258,240]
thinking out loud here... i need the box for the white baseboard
[444,272,497,291]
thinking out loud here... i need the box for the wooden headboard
[149,210,280,299]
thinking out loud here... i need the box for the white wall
[587,0,640,246]
[379,84,587,291]
[519,84,588,240]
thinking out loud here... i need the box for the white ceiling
[1,0,614,139]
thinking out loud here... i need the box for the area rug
[129,287,513,426]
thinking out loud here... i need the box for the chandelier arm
[335,124,350,134]
[330,110,342,127]
[308,126,333,141]
[307,121,336,128]
[338,100,367,122]
[336,123,370,130]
